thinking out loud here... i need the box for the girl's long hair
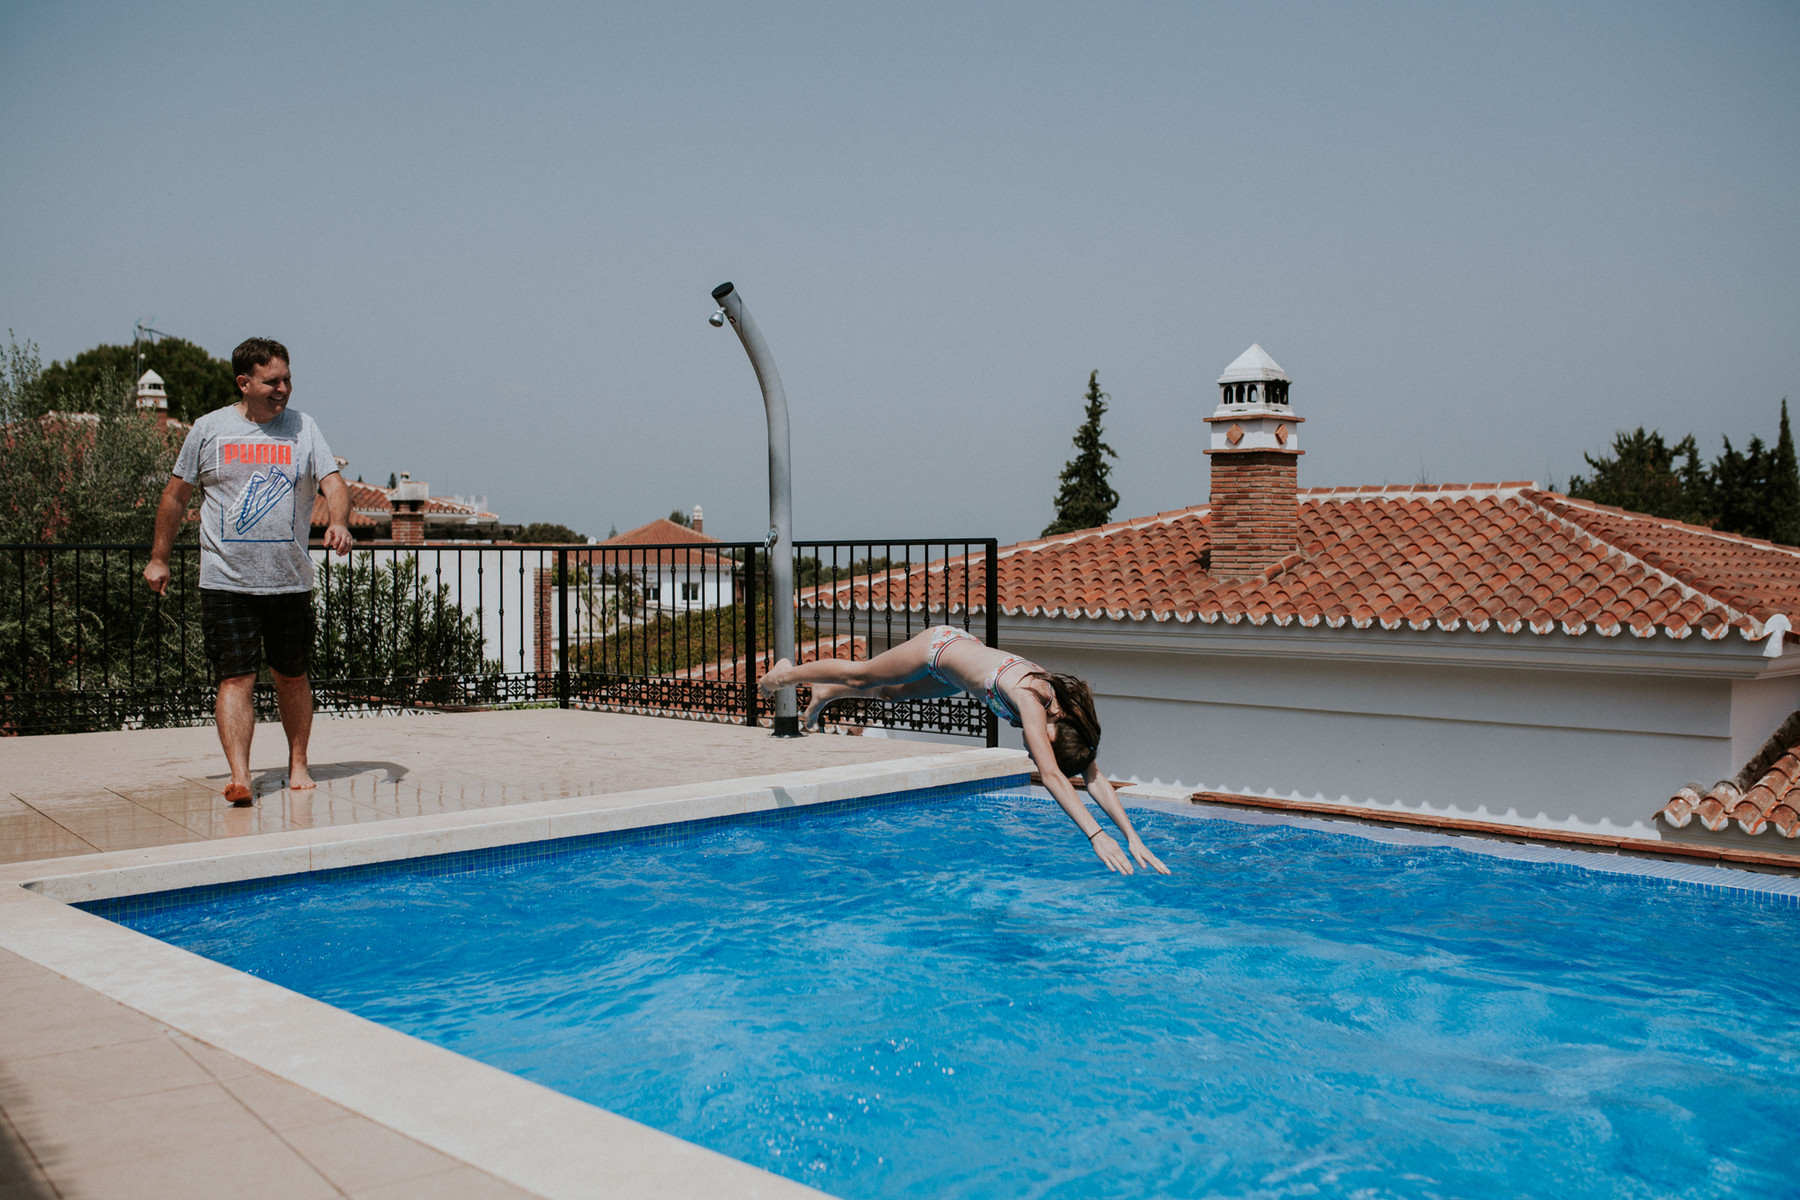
[1026,671,1101,778]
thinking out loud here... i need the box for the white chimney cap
[137,369,166,391]
[1216,344,1289,384]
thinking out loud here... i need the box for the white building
[598,513,738,614]
[810,346,1800,862]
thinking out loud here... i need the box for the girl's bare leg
[760,628,941,695]
[760,628,948,728]
[802,675,958,729]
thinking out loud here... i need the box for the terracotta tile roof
[1660,711,1800,839]
[310,479,394,530]
[596,519,736,570]
[424,495,497,519]
[307,482,499,531]
[602,518,719,547]
[804,484,1800,648]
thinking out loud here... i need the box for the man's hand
[318,474,352,555]
[146,476,194,595]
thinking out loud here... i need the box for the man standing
[144,337,352,804]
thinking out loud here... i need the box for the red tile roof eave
[800,485,1800,648]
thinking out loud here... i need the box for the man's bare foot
[759,658,794,698]
[287,764,316,791]
[223,782,253,806]
[801,683,853,730]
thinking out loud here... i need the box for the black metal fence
[1,539,999,743]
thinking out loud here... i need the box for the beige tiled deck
[0,708,960,866]
[0,709,970,1198]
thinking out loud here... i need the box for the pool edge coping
[0,746,1031,1200]
[1111,785,1800,904]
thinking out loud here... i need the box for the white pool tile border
[1097,787,1800,904]
[0,747,1032,1200]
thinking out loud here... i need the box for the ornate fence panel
[1,539,999,743]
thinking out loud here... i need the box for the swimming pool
[101,788,1800,1200]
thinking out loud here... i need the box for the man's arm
[318,472,353,556]
[143,477,195,595]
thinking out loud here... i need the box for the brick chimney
[691,504,703,535]
[391,472,427,545]
[1204,344,1302,577]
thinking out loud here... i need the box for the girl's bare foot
[759,658,794,698]
[802,683,853,730]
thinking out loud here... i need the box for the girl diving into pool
[759,626,1171,875]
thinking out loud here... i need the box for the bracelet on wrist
[1086,828,1105,842]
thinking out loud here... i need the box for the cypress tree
[1768,399,1800,546]
[1715,435,1772,540]
[1043,370,1120,537]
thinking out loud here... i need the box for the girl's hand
[1127,838,1172,875]
[1089,831,1136,875]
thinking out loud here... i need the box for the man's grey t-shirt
[172,406,337,594]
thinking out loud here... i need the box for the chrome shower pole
[710,281,800,737]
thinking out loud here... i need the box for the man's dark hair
[1027,671,1101,778]
[232,337,290,378]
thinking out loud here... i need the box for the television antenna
[133,320,177,377]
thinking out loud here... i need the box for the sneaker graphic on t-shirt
[230,464,297,539]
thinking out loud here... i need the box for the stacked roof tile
[1660,711,1800,839]
[804,484,1800,647]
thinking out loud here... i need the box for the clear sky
[4,1,1796,544]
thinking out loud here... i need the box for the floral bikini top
[981,656,1036,728]
[924,625,1039,728]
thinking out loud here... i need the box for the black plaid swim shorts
[199,589,314,681]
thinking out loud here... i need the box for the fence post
[985,538,999,748]
[556,549,570,710]
[743,546,760,728]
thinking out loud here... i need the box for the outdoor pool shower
[710,281,800,737]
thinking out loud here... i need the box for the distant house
[599,509,738,613]
[806,346,1800,862]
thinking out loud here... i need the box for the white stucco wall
[981,619,1800,840]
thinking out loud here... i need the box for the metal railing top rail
[795,539,1008,550]
[3,538,1000,742]
[1,539,995,551]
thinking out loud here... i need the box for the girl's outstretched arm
[1017,698,1143,874]
[1084,765,1170,875]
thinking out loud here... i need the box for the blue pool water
[111,790,1800,1199]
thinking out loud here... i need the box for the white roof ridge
[1552,494,1800,560]
[1521,493,1764,637]
[996,505,1207,559]
[1302,483,1536,502]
